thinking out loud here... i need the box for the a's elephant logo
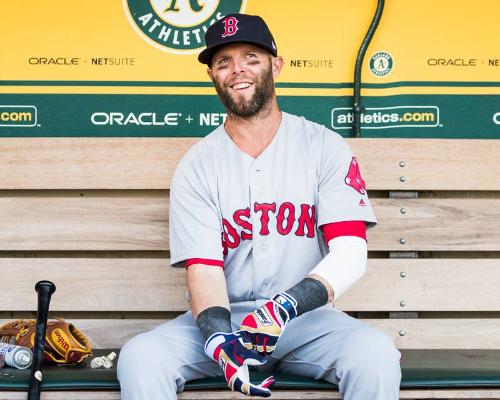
[124,0,246,53]
[344,157,367,195]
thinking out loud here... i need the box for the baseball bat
[28,280,56,400]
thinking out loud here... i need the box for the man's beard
[213,66,275,119]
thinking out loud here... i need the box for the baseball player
[117,14,401,400]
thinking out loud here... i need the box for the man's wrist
[307,274,335,303]
[196,306,232,340]
[280,277,329,318]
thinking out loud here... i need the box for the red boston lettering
[277,202,295,235]
[254,203,277,235]
[222,202,317,254]
[295,204,316,238]
[221,231,228,256]
[222,218,240,249]
[233,207,253,240]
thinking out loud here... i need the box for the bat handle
[28,280,56,400]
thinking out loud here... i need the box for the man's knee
[117,332,177,381]
[339,326,401,379]
[117,332,183,400]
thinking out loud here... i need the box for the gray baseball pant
[117,301,401,399]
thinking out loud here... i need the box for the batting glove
[204,331,275,397]
[239,292,298,356]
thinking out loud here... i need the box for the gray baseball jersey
[169,112,377,302]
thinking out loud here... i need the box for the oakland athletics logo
[123,0,247,54]
[369,51,394,77]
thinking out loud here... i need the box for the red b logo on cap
[222,17,239,37]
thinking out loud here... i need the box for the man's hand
[239,292,298,356]
[204,332,275,397]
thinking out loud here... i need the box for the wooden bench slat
[0,195,498,251]
[1,139,499,190]
[340,259,500,311]
[367,319,500,349]
[0,258,187,312]
[370,198,500,251]
[358,138,500,191]
[0,138,191,190]
[3,318,492,350]
[0,194,169,251]
[1,258,498,312]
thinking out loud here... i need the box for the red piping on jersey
[321,221,367,244]
[185,258,224,269]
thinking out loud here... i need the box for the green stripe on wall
[0,93,499,138]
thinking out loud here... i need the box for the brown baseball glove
[0,318,93,365]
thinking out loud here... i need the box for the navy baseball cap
[198,14,277,65]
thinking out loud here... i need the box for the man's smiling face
[208,43,280,118]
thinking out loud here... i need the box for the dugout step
[1,350,500,390]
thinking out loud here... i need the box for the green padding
[1,350,500,391]
[0,353,117,390]
[400,350,500,388]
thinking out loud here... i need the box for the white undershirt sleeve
[309,236,367,299]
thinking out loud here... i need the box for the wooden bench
[0,137,499,399]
